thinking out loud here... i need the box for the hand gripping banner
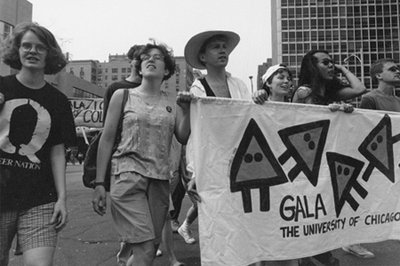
[189,97,400,266]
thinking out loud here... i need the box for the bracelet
[94,182,105,187]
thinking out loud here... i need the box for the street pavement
[8,164,400,266]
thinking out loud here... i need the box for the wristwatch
[94,182,105,187]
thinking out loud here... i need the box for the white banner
[191,97,400,266]
[69,98,104,128]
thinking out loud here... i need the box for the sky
[28,0,272,89]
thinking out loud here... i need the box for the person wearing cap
[253,64,294,104]
[177,30,253,245]
[253,65,299,266]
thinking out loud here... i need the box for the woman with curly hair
[0,22,76,266]
[92,41,191,265]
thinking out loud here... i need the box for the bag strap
[114,89,129,145]
[199,78,216,97]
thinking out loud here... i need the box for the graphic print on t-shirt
[326,152,367,217]
[230,119,288,213]
[359,114,398,183]
[0,98,51,166]
[278,120,330,186]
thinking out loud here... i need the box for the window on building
[122,68,126,73]
[112,75,118,80]
[296,20,302,30]
[289,20,295,29]
[296,7,302,17]
[303,8,309,17]
[282,20,288,30]
[296,31,303,41]
[303,19,310,29]
[283,44,289,53]
[112,68,118,73]
[282,9,288,19]
[289,8,295,18]
[311,19,317,29]
[303,31,310,41]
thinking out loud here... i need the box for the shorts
[110,172,169,245]
[0,202,57,265]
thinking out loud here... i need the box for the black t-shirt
[103,79,140,121]
[0,75,76,211]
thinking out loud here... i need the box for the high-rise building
[271,0,400,91]
[0,0,32,76]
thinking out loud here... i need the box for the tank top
[111,89,176,180]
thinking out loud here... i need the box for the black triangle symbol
[358,114,395,183]
[278,120,330,186]
[326,152,366,218]
[230,119,287,213]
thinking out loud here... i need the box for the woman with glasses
[92,41,191,266]
[292,50,366,266]
[292,50,366,105]
[0,22,76,266]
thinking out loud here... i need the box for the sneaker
[156,249,163,257]
[177,226,196,244]
[342,244,375,259]
[171,220,180,233]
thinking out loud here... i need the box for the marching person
[179,30,253,245]
[0,22,76,266]
[292,49,366,266]
[92,40,191,266]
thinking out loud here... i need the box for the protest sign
[69,98,104,128]
[190,97,400,266]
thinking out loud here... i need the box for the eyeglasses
[320,59,335,66]
[140,54,165,61]
[387,66,400,73]
[20,42,48,54]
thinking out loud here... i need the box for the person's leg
[177,203,197,244]
[128,240,155,266]
[342,244,375,259]
[170,178,185,232]
[18,203,58,266]
[0,210,18,266]
[110,173,156,265]
[162,214,184,266]
[23,247,55,266]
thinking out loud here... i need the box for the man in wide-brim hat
[177,30,252,245]
[183,30,250,98]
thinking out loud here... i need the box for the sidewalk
[8,164,201,266]
[8,164,400,265]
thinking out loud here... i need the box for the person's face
[267,70,292,97]
[139,48,168,79]
[199,38,229,68]
[314,52,335,80]
[377,62,400,85]
[19,30,48,72]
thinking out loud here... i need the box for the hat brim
[184,30,240,70]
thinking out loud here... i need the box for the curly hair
[1,22,67,75]
[134,42,176,81]
[297,49,343,98]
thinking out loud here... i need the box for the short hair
[1,22,67,75]
[127,45,144,61]
[370,58,396,83]
[198,34,228,67]
[134,42,176,81]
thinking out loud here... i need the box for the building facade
[69,54,194,95]
[0,0,32,76]
[271,0,400,92]
[67,60,100,85]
